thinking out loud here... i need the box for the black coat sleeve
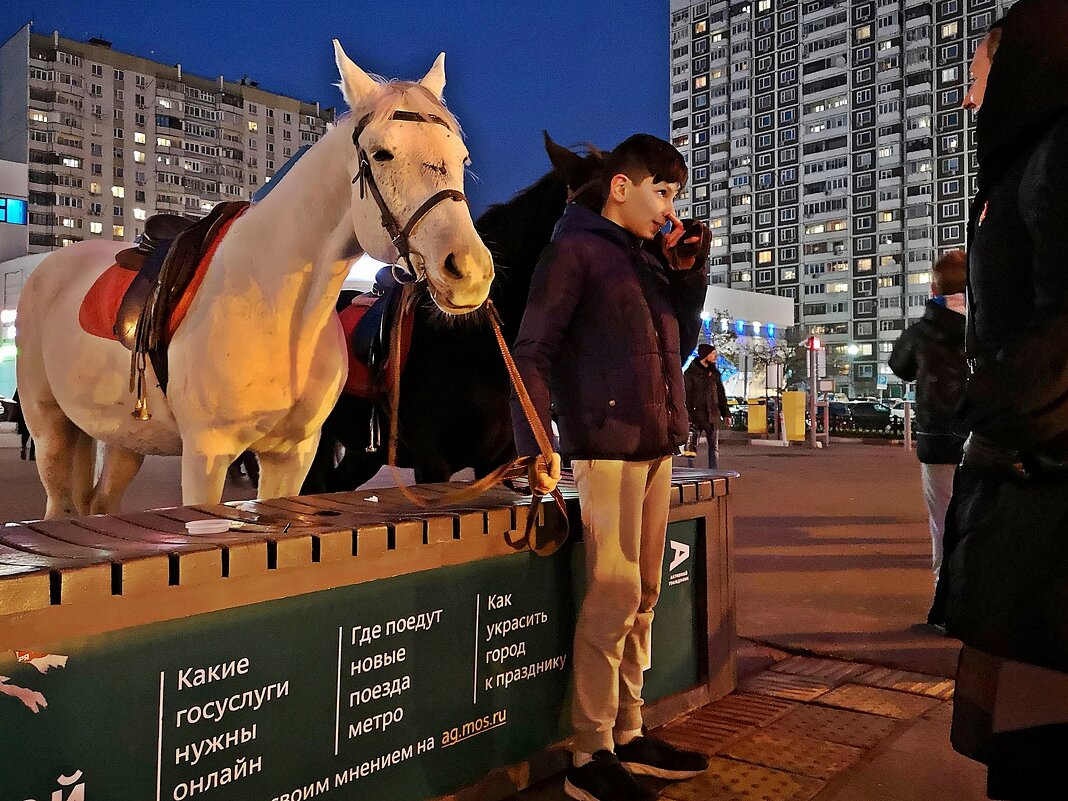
[961,117,1068,455]
[888,326,919,382]
[668,266,709,364]
[716,373,730,419]
[510,239,585,457]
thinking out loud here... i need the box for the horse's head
[543,132,607,212]
[334,41,493,315]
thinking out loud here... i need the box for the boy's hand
[660,214,711,271]
[528,452,562,495]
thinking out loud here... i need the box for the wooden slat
[0,564,51,614]
[0,523,114,561]
[129,510,269,578]
[355,524,391,556]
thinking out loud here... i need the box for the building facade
[0,25,333,255]
[669,0,1017,394]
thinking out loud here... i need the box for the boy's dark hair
[933,249,967,295]
[602,134,687,204]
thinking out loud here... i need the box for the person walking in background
[683,343,730,469]
[888,249,967,618]
[930,3,1068,798]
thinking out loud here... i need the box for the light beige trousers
[570,456,673,753]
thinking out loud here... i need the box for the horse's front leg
[256,433,321,500]
[180,434,240,506]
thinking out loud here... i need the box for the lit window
[113,225,125,238]
[112,186,124,198]
[89,182,101,195]
[134,151,146,164]
[62,157,81,169]
[757,250,773,264]
[248,121,258,132]
[90,221,103,234]
[157,137,172,148]
[134,132,146,144]
[133,208,147,221]
[856,25,872,41]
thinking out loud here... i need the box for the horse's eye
[372,150,394,162]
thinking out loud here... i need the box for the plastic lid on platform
[185,519,231,535]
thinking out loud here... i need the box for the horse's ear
[333,39,379,108]
[543,131,586,182]
[420,53,446,101]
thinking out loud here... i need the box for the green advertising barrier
[0,477,730,801]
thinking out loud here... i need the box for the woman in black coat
[936,2,1068,797]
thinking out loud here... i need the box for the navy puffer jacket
[511,204,707,461]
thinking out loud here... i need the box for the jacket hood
[552,202,644,250]
[977,0,1068,174]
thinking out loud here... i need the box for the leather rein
[351,110,467,284]
[383,288,568,556]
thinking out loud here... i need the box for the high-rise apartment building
[0,25,333,255]
[669,0,1016,394]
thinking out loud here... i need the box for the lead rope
[381,293,567,556]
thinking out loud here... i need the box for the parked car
[848,401,894,432]
[807,400,853,431]
[887,398,915,427]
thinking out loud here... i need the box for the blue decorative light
[735,319,745,335]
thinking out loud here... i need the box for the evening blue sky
[3,0,671,213]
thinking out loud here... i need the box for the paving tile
[661,756,826,801]
[739,670,836,702]
[769,656,872,685]
[722,730,866,780]
[815,684,942,720]
[657,692,797,754]
[762,704,901,750]
[687,692,799,728]
[852,667,955,700]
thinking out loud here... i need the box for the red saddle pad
[77,210,245,344]
[78,264,136,342]
[339,295,414,399]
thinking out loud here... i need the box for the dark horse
[301,135,605,492]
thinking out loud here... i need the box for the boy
[511,134,710,801]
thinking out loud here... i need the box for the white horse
[16,41,493,519]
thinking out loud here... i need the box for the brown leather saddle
[117,200,249,396]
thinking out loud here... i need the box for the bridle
[351,110,468,283]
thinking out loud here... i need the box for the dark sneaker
[616,734,709,780]
[563,751,656,801]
